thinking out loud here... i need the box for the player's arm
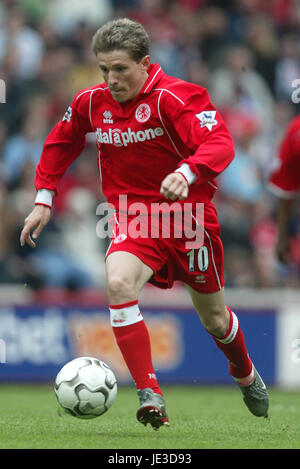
[160,87,234,201]
[20,93,93,247]
[275,197,294,263]
[268,169,298,264]
[268,123,300,263]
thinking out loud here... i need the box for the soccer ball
[54,356,117,419]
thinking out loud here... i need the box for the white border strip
[75,86,108,101]
[144,67,162,93]
[217,311,239,344]
[267,181,299,199]
[204,228,222,290]
[35,189,54,207]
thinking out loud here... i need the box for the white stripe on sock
[217,311,239,344]
[110,303,143,327]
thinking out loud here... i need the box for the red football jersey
[35,63,235,210]
[269,115,300,198]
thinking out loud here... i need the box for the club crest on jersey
[195,110,218,131]
[135,103,151,123]
[103,110,113,124]
[113,233,127,243]
[62,106,72,122]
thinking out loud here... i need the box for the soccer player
[268,114,300,264]
[20,18,269,429]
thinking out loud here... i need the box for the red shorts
[105,202,224,294]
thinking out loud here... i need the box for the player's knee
[107,274,137,303]
[201,307,229,338]
[206,321,227,338]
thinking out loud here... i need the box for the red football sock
[110,301,163,396]
[209,306,253,380]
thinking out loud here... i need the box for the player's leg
[106,251,158,392]
[185,284,269,417]
[185,286,253,379]
[106,250,153,304]
[106,250,169,429]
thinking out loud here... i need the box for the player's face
[97,50,150,102]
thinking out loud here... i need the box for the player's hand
[20,204,51,248]
[160,172,189,201]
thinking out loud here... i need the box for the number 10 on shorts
[187,246,209,272]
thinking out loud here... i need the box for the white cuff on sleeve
[35,189,54,208]
[175,163,197,185]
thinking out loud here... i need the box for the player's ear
[140,55,150,70]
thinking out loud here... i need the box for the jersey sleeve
[163,87,235,185]
[35,91,94,194]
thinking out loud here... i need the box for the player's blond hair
[92,18,150,62]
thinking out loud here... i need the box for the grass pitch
[0,384,299,449]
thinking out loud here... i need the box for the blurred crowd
[0,0,299,292]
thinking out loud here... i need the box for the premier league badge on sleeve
[62,106,72,122]
[195,110,218,131]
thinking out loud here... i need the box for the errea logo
[95,126,164,147]
[103,110,113,124]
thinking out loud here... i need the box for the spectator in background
[4,158,100,290]
[215,111,264,287]
[2,95,48,188]
[130,0,187,79]
[275,34,300,108]
[243,13,279,92]
[211,44,274,128]
[0,158,45,288]
[0,6,44,80]
[57,186,107,286]
[218,113,263,204]
[196,5,229,70]
[46,0,113,35]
